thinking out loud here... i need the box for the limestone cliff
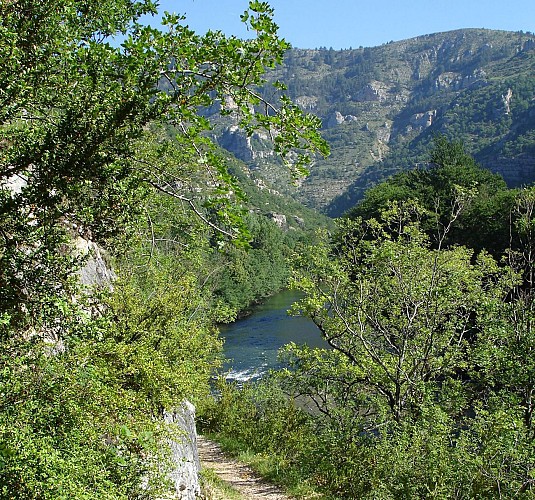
[210,28,535,214]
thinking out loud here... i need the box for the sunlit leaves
[0,0,328,496]
[291,205,509,423]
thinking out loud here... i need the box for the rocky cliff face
[163,402,201,500]
[212,29,535,214]
[218,126,274,163]
[75,236,116,288]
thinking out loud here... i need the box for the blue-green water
[218,289,326,381]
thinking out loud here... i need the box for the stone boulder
[74,236,116,288]
[409,110,436,129]
[354,81,389,102]
[268,212,287,229]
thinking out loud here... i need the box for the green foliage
[349,137,515,257]
[289,207,508,423]
[0,303,171,499]
[106,269,223,410]
[192,149,335,318]
[205,376,535,498]
[199,379,319,496]
[210,213,290,318]
[206,186,535,498]
[0,0,326,496]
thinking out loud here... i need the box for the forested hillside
[213,29,535,215]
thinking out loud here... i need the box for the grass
[199,467,244,500]
[203,432,327,500]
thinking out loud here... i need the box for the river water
[219,289,326,381]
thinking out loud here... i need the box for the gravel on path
[197,436,291,500]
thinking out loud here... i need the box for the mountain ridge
[211,28,535,216]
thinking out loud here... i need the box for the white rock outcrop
[410,110,436,129]
[163,402,201,500]
[74,236,116,288]
[355,81,389,102]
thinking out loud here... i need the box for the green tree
[0,0,326,496]
[210,213,291,318]
[474,187,535,434]
[349,137,514,257]
[0,0,325,329]
[288,204,507,424]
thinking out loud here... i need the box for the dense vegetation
[2,1,535,499]
[0,1,326,497]
[207,153,334,318]
[204,141,535,498]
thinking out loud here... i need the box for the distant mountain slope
[210,29,535,216]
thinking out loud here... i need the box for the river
[219,289,326,382]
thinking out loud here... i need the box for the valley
[211,28,535,215]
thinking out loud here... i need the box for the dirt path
[197,436,291,500]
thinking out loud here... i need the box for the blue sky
[145,0,535,49]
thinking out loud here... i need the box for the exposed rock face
[2,170,116,291]
[2,173,201,499]
[376,122,392,143]
[435,69,487,91]
[253,178,281,196]
[502,88,513,115]
[354,81,389,102]
[325,111,358,128]
[409,109,436,129]
[325,111,345,128]
[163,402,201,500]
[435,71,460,90]
[74,236,116,288]
[269,212,287,229]
[218,126,273,163]
[295,95,319,110]
[219,126,254,162]
[2,171,27,194]
[207,29,535,212]
[462,68,488,89]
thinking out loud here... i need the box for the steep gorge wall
[484,156,535,187]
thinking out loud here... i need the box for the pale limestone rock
[218,126,273,162]
[1,171,28,195]
[74,236,116,288]
[325,111,345,128]
[163,402,201,500]
[269,212,287,229]
[354,81,389,102]
[325,111,359,128]
[295,95,319,110]
[409,110,436,129]
[502,88,513,115]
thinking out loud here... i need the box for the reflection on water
[218,289,325,382]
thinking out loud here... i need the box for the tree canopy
[204,143,535,498]
[0,1,326,496]
[348,136,515,257]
